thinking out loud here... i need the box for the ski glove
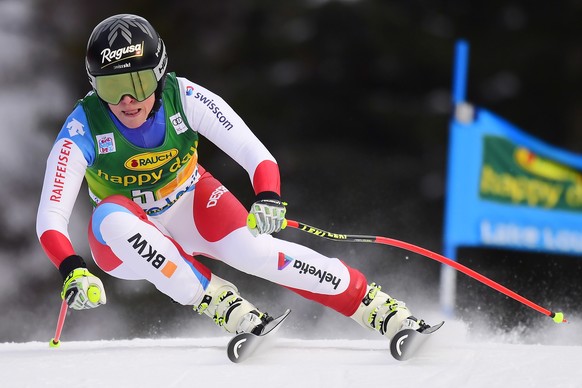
[247,198,287,237]
[62,268,107,310]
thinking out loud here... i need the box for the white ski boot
[195,275,272,334]
[350,283,427,339]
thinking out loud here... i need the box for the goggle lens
[95,70,158,105]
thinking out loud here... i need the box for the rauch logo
[124,149,178,171]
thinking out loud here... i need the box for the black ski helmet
[85,14,168,106]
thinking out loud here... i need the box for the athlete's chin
[118,111,147,128]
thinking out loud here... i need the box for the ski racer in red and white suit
[36,13,424,339]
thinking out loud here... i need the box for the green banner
[479,135,582,212]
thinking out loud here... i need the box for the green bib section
[82,73,199,207]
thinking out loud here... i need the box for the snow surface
[2,319,582,388]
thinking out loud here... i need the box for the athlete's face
[108,94,155,129]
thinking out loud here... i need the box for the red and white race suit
[36,75,367,316]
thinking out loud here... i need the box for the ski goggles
[94,69,158,105]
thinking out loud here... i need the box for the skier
[36,14,428,340]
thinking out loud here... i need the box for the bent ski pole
[49,299,68,348]
[280,218,566,324]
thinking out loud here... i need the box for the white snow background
[2,315,582,388]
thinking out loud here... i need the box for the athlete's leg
[88,195,271,333]
[88,195,211,305]
[163,169,424,339]
[164,171,362,314]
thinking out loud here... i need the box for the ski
[389,321,444,361]
[227,309,291,363]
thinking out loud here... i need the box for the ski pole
[276,218,566,324]
[49,299,68,348]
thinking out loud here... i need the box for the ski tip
[420,320,445,334]
[551,311,567,323]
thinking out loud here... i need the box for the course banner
[443,107,582,258]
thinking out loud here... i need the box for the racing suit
[36,72,367,316]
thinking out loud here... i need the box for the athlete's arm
[36,104,95,271]
[177,77,281,197]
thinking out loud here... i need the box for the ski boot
[195,275,272,334]
[350,283,428,339]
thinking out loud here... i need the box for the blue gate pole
[452,39,469,104]
[440,39,471,318]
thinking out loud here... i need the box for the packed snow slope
[2,319,581,388]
